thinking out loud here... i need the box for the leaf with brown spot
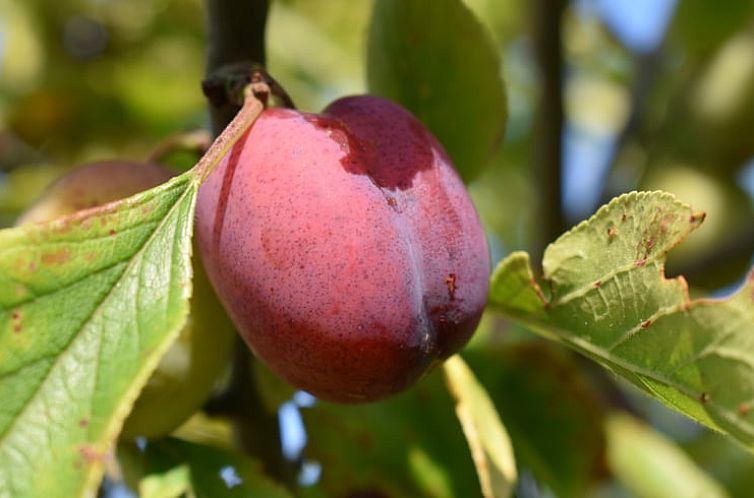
[489,191,754,449]
[0,173,197,497]
[0,83,262,498]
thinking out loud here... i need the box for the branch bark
[205,0,269,135]
[531,0,568,265]
[204,338,292,482]
[598,44,665,206]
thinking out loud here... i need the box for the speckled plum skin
[196,95,490,402]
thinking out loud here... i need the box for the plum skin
[196,95,490,403]
[18,161,236,438]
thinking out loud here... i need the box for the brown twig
[204,338,293,482]
[202,65,296,110]
[531,0,568,266]
[205,0,269,136]
[597,43,666,206]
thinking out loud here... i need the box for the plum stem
[193,83,266,184]
[203,65,296,110]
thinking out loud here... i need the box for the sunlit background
[2,0,754,497]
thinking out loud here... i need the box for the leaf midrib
[505,311,754,440]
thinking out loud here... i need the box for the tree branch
[205,0,269,136]
[531,0,568,265]
[204,338,292,482]
[598,45,665,206]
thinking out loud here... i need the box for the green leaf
[466,343,607,498]
[140,464,192,498]
[672,0,754,61]
[302,369,484,498]
[253,358,297,415]
[489,191,754,449]
[461,0,524,46]
[684,429,754,497]
[0,173,198,497]
[606,412,729,498]
[367,0,506,182]
[443,355,517,498]
[118,437,293,498]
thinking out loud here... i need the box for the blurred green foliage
[367,0,506,182]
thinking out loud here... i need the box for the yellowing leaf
[444,355,517,498]
[607,412,729,498]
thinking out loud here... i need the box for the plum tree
[17,160,236,438]
[196,95,490,403]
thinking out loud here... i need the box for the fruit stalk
[194,81,266,183]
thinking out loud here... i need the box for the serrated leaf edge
[489,191,754,446]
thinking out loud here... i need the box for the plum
[196,95,490,403]
[16,161,177,226]
[18,160,236,437]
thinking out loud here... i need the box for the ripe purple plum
[196,95,490,402]
[18,161,235,437]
